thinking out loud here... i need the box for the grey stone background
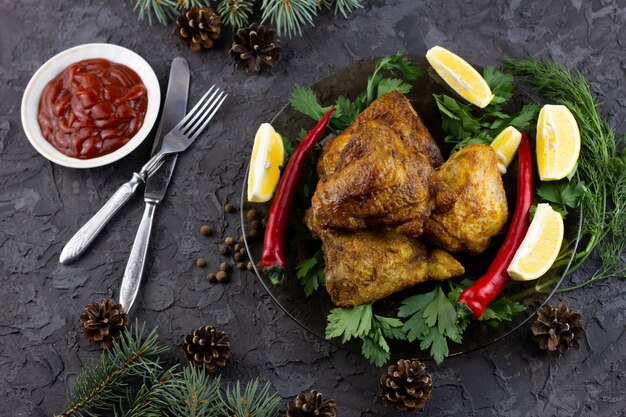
[1,0,625,416]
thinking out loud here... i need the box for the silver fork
[59,86,228,265]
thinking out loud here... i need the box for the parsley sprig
[435,66,540,153]
[325,304,405,366]
[289,51,425,132]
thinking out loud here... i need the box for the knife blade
[119,57,190,312]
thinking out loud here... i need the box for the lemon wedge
[536,104,581,181]
[247,123,284,203]
[507,203,564,281]
[490,126,522,174]
[425,45,495,108]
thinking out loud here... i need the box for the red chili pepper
[458,132,533,318]
[261,108,336,284]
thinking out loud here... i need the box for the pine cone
[531,301,586,354]
[285,390,336,417]
[182,325,231,372]
[380,359,432,411]
[229,23,281,74]
[175,7,221,51]
[79,298,129,348]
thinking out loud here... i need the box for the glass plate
[240,56,582,360]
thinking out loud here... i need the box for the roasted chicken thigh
[304,224,465,307]
[423,144,508,254]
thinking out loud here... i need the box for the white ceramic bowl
[21,43,161,169]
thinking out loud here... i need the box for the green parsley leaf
[289,84,332,121]
[366,51,426,104]
[332,95,359,131]
[295,250,326,296]
[377,78,412,97]
[479,298,526,327]
[325,304,373,343]
[483,66,514,107]
[398,285,465,364]
[361,329,390,367]
[537,178,587,217]
[375,315,406,340]
[325,304,404,366]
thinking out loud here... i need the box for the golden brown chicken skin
[317,90,444,179]
[423,144,508,254]
[309,120,446,237]
[310,227,465,307]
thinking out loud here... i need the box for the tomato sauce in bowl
[37,58,148,159]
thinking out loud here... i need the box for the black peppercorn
[216,271,228,282]
[246,209,258,220]
[200,225,213,236]
[239,247,247,256]
[196,258,207,268]
[250,220,261,230]
[220,262,232,272]
[234,252,244,262]
[225,236,236,246]
[206,272,216,282]
[224,203,235,213]
[219,245,230,256]
[234,243,242,252]
[247,261,253,271]
[248,229,258,239]
[236,262,246,270]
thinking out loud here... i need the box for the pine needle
[333,0,363,18]
[132,0,210,25]
[261,0,318,38]
[217,0,254,28]
[222,379,281,417]
[162,366,222,416]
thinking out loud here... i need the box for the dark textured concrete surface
[1,0,625,416]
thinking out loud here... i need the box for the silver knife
[119,57,190,312]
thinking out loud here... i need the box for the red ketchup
[37,58,148,159]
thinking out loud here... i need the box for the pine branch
[217,0,255,28]
[221,379,281,417]
[116,367,178,417]
[261,0,318,38]
[162,366,222,417]
[333,0,362,18]
[58,321,168,417]
[132,0,211,25]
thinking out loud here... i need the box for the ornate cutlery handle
[59,173,145,265]
[119,200,156,313]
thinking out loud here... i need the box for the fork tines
[176,85,228,140]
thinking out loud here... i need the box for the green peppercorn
[224,203,235,213]
[225,236,236,246]
[216,271,228,282]
[196,258,207,268]
[200,225,213,236]
[220,262,232,272]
